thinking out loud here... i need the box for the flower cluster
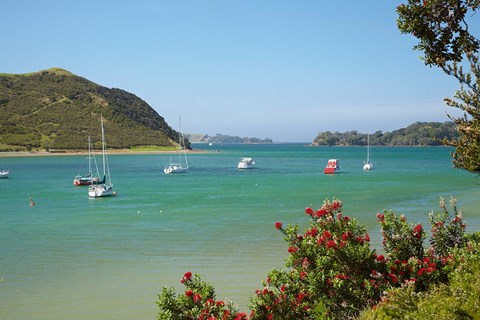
[157,272,248,320]
[250,198,383,319]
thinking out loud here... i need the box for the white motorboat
[238,157,255,169]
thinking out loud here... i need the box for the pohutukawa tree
[397,0,480,172]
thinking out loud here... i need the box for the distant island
[311,121,458,146]
[185,133,273,144]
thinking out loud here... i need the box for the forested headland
[311,121,457,146]
[0,68,186,152]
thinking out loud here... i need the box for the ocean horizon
[1,143,480,319]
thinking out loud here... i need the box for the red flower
[315,208,327,218]
[326,240,336,249]
[417,267,427,276]
[185,290,193,297]
[388,273,398,283]
[376,213,385,222]
[376,254,385,262]
[275,221,283,230]
[305,207,314,215]
[181,271,192,283]
[296,292,306,303]
[332,200,342,210]
[300,271,307,280]
[193,293,202,303]
[335,273,347,280]
[413,224,423,238]
[322,230,332,239]
[305,227,318,237]
[288,246,298,253]
[364,233,370,242]
[234,312,247,320]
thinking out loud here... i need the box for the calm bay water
[1,144,480,319]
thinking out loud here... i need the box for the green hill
[0,68,187,151]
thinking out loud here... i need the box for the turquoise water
[1,144,480,320]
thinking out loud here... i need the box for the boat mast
[88,136,92,175]
[101,116,106,177]
[367,134,370,163]
[178,116,188,168]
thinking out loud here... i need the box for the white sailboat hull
[363,162,372,170]
[88,184,115,198]
[164,164,188,174]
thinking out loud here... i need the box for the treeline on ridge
[311,121,458,146]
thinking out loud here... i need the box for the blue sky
[0,1,466,142]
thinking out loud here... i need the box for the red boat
[324,159,340,174]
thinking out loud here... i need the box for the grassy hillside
[0,68,187,151]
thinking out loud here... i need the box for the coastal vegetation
[0,68,187,152]
[311,121,457,146]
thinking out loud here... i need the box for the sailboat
[0,169,10,179]
[164,117,188,174]
[88,117,115,197]
[0,158,11,178]
[73,136,105,186]
[363,134,373,170]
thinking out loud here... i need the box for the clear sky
[0,1,466,142]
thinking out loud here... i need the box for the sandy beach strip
[0,149,209,157]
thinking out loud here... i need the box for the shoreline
[0,149,209,157]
